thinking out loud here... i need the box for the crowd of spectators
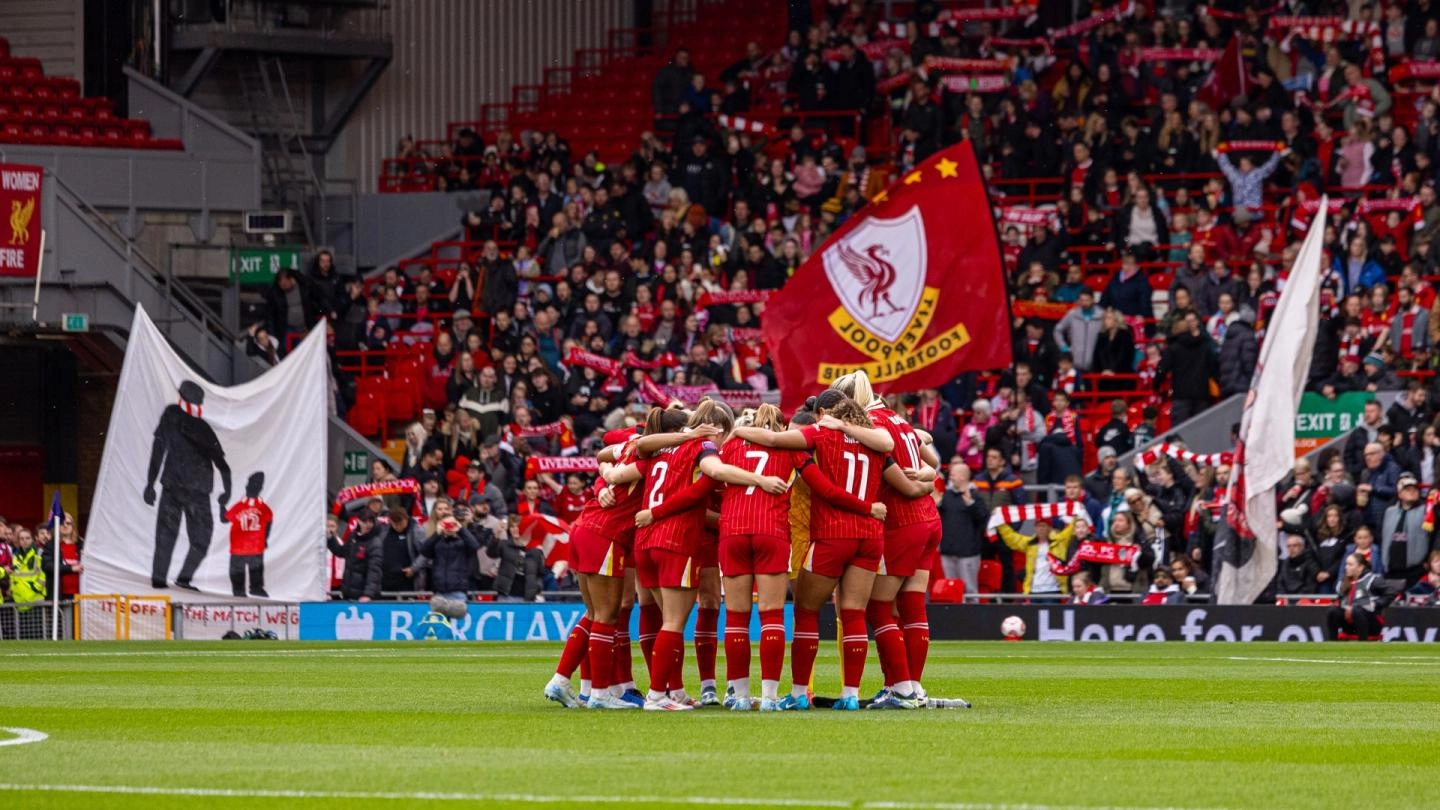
[245,1,1440,607]
[0,512,85,633]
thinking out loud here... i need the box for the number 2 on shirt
[648,461,669,509]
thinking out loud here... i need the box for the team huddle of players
[543,370,942,711]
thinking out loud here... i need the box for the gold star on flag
[935,158,958,178]
[904,171,922,185]
[872,190,889,204]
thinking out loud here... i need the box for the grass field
[0,642,1435,809]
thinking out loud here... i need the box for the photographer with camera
[415,515,482,606]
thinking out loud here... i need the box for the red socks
[897,590,930,683]
[758,608,786,684]
[668,632,687,692]
[555,616,592,678]
[638,603,662,670]
[694,607,719,685]
[724,609,752,683]
[587,621,614,693]
[867,599,911,689]
[790,607,820,689]
[613,604,634,687]
[649,629,683,695]
[839,608,869,690]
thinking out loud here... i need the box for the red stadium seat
[929,578,966,603]
[978,560,1003,594]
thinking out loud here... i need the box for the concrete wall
[0,0,84,80]
[334,0,632,191]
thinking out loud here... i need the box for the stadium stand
[0,36,181,150]
[20,0,1437,607]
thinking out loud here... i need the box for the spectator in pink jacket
[956,399,996,471]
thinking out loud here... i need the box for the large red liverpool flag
[0,163,43,278]
[762,141,1010,409]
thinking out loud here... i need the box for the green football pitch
[0,642,1435,810]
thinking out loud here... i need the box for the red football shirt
[719,439,804,538]
[573,440,644,542]
[635,439,718,554]
[554,489,587,526]
[798,425,883,541]
[869,405,941,528]
[225,498,273,556]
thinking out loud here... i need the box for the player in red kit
[545,410,685,710]
[832,371,942,709]
[223,472,273,598]
[719,403,884,711]
[606,400,787,711]
[734,390,894,711]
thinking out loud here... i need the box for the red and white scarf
[1134,442,1233,470]
[524,456,599,476]
[1136,48,1222,62]
[939,75,1009,94]
[1217,140,1286,153]
[1049,540,1140,576]
[717,115,771,135]
[179,397,202,418]
[986,500,1084,539]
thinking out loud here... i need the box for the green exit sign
[230,246,301,284]
[343,451,369,475]
[61,313,89,332]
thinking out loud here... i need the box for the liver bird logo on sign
[10,198,34,245]
[822,205,926,344]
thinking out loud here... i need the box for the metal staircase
[237,54,321,246]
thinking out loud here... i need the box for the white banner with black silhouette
[81,306,328,603]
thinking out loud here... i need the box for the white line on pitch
[0,784,1236,810]
[0,729,47,747]
[1226,656,1440,666]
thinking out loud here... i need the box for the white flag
[1216,200,1328,604]
[82,305,329,603]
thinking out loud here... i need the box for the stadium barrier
[819,604,1440,643]
[298,601,795,642]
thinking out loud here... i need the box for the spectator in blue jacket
[1101,250,1153,318]
[1358,442,1401,531]
[1332,235,1387,296]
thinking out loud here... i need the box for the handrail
[49,172,236,345]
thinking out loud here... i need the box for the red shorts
[719,533,791,577]
[634,546,699,590]
[880,520,942,578]
[802,535,882,579]
[697,531,718,569]
[571,526,626,577]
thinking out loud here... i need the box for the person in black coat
[938,463,989,595]
[652,49,693,117]
[1091,309,1136,391]
[1156,314,1218,423]
[329,512,383,600]
[1101,251,1153,318]
[1217,309,1259,398]
[378,508,422,594]
[1016,225,1065,274]
[415,517,482,597]
[676,138,726,216]
[264,269,318,354]
[827,42,875,112]
[306,250,343,321]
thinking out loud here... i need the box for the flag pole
[50,494,62,641]
[31,229,47,323]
